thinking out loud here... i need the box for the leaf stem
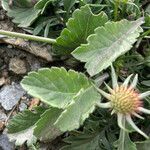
[0,30,57,44]
[114,0,120,21]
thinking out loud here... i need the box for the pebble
[0,111,7,121]
[0,134,15,150]
[0,83,25,110]
[19,103,27,112]
[9,58,27,74]
[0,77,5,86]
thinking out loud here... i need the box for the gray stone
[9,58,27,74]
[19,103,27,112]
[0,112,7,121]
[0,83,25,110]
[0,134,15,150]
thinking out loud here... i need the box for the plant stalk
[0,30,57,44]
[114,0,120,21]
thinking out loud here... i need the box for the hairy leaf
[21,67,94,109]
[35,0,51,9]
[53,5,108,55]
[72,18,144,76]
[136,140,150,150]
[8,127,37,146]
[7,107,46,133]
[7,107,46,146]
[55,87,100,131]
[1,0,41,27]
[21,67,100,131]
[34,107,63,141]
[63,0,77,13]
[35,0,55,14]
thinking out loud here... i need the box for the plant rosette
[94,64,150,139]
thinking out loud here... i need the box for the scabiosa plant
[94,64,150,139]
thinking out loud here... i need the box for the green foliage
[72,18,144,76]
[1,1,150,149]
[142,80,150,87]
[1,0,60,29]
[34,107,63,141]
[7,106,46,133]
[8,127,37,146]
[63,0,77,13]
[136,140,150,150]
[115,130,137,150]
[61,130,101,150]
[33,17,59,37]
[61,110,117,150]
[53,5,108,55]
[1,0,41,27]
[54,86,100,131]
[21,67,96,109]
[35,0,56,14]
[7,67,101,145]
[21,67,100,132]
[7,106,46,146]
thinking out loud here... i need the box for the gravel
[0,83,25,110]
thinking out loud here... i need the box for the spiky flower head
[94,64,150,139]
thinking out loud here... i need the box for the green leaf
[115,129,137,150]
[8,127,37,146]
[136,140,150,150]
[34,108,63,141]
[7,107,46,133]
[63,0,77,13]
[61,118,101,150]
[2,0,33,9]
[35,0,50,9]
[141,80,150,87]
[21,67,94,109]
[35,0,55,14]
[61,130,100,150]
[72,18,144,76]
[55,86,100,131]
[53,5,108,55]
[1,0,41,27]
[21,67,100,131]
[7,107,46,146]
[61,112,117,150]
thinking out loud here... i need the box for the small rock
[0,121,5,131]
[27,56,41,71]
[0,77,5,86]
[19,103,27,112]
[0,111,7,121]
[0,83,25,110]
[0,134,15,150]
[7,45,13,49]
[9,57,27,74]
